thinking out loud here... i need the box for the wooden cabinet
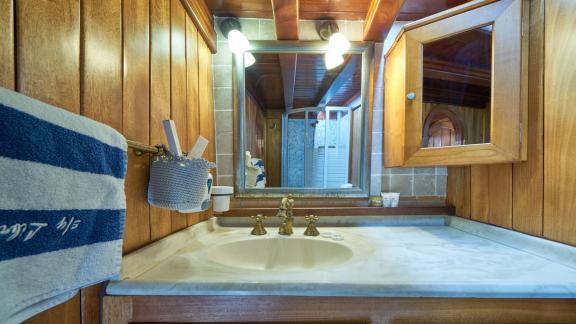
[384,0,527,167]
[102,295,576,323]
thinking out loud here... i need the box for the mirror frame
[233,40,374,198]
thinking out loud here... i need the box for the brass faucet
[276,194,295,235]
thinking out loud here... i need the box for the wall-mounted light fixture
[318,21,351,70]
[219,18,255,68]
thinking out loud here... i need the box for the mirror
[234,41,372,197]
[421,25,492,148]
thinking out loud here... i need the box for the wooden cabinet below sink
[102,295,576,323]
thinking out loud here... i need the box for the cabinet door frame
[387,0,527,167]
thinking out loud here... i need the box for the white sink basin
[207,237,353,271]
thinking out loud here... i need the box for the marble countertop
[107,216,576,298]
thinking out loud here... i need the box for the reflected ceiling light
[219,18,254,68]
[227,29,250,54]
[325,52,344,70]
[328,32,351,55]
[244,52,256,68]
[318,20,350,70]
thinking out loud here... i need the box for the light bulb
[328,32,350,55]
[244,52,256,68]
[325,52,344,70]
[227,29,250,54]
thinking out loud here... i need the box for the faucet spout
[277,194,295,235]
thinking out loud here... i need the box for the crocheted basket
[147,152,215,211]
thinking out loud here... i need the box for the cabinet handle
[406,92,416,101]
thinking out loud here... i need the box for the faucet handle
[305,214,319,224]
[250,214,267,236]
[304,214,320,236]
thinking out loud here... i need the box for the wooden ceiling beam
[279,54,297,110]
[272,0,299,110]
[315,55,362,107]
[271,0,299,40]
[342,90,362,108]
[363,0,406,41]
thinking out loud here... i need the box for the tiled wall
[212,18,447,197]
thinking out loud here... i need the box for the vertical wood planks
[81,284,104,324]
[16,0,80,112]
[80,0,122,319]
[25,293,81,324]
[0,0,14,89]
[8,0,216,321]
[198,38,215,164]
[122,0,151,253]
[512,0,544,236]
[149,0,173,241]
[198,36,215,221]
[488,164,513,228]
[186,15,201,226]
[543,0,576,246]
[16,1,82,321]
[170,0,189,231]
[81,0,123,130]
[470,165,489,223]
[446,166,470,218]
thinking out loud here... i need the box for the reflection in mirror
[422,25,493,148]
[243,53,363,189]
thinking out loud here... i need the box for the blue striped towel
[0,87,127,323]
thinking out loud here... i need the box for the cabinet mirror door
[422,25,492,148]
[385,0,526,167]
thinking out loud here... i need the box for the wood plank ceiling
[245,53,363,110]
[205,0,471,23]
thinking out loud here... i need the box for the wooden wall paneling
[198,39,215,166]
[179,0,217,54]
[16,0,80,113]
[149,0,173,240]
[470,165,489,223]
[81,284,103,324]
[122,0,151,253]
[6,0,216,322]
[170,0,190,231]
[0,0,14,89]
[446,166,470,218]
[488,164,513,228]
[80,0,123,320]
[81,0,123,130]
[512,0,544,236]
[16,1,82,322]
[25,293,81,324]
[186,15,202,226]
[265,116,283,187]
[198,37,215,220]
[543,0,576,246]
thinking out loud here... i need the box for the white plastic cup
[381,192,400,208]
[212,186,233,212]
